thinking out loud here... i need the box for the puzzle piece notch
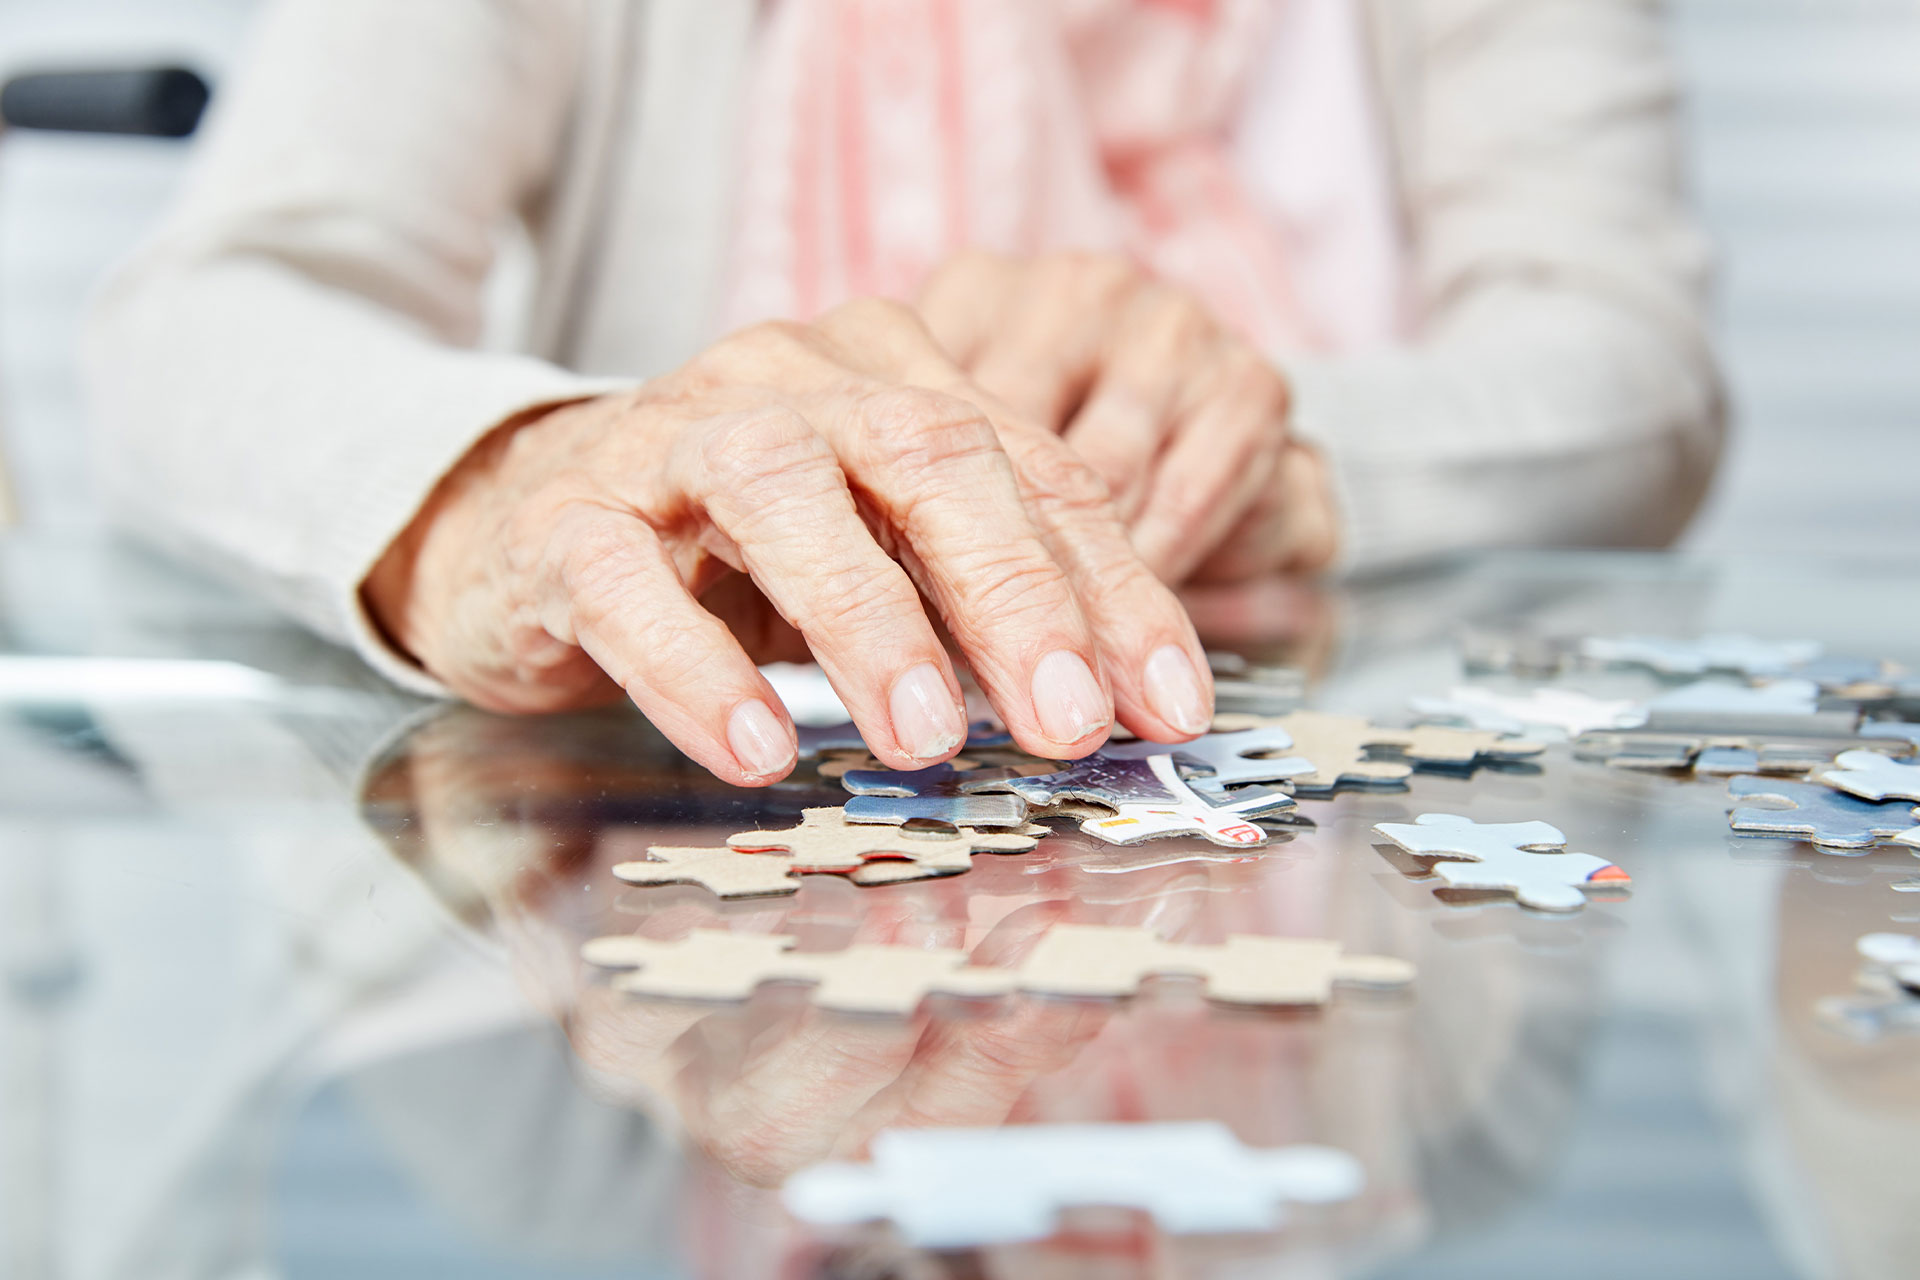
[581,931,1016,1013]
[1727,776,1920,852]
[783,1121,1364,1247]
[1372,813,1631,913]
[1817,750,1920,803]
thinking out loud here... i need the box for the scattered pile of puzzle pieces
[582,923,1415,1014]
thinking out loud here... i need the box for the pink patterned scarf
[724,0,1400,355]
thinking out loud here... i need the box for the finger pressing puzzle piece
[1727,776,1920,852]
[1372,813,1631,913]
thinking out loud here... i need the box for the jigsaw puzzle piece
[1372,813,1630,913]
[1727,776,1920,852]
[1816,750,1920,802]
[1411,687,1646,738]
[783,1121,1363,1247]
[1392,724,1546,769]
[1101,727,1313,798]
[843,793,1034,828]
[1013,923,1414,1005]
[611,846,807,898]
[729,806,1043,871]
[1580,633,1821,679]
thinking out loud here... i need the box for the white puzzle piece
[1647,678,1821,716]
[782,1121,1364,1247]
[1410,687,1646,739]
[1859,932,1920,992]
[1372,813,1632,913]
[1816,750,1920,803]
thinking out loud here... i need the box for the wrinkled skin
[368,255,1333,786]
[919,251,1338,584]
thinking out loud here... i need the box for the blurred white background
[1,0,1916,555]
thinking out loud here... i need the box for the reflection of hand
[568,912,1112,1188]
[366,301,1214,786]
[918,252,1339,584]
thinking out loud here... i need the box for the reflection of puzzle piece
[1373,813,1631,913]
[784,1121,1363,1247]
[1817,933,1920,1040]
[730,807,1043,871]
[1008,754,1293,846]
[1102,727,1312,798]
[1817,750,1920,802]
[1580,633,1821,679]
[1859,932,1920,992]
[1412,687,1645,738]
[581,930,1015,1013]
[1728,776,1920,852]
[1015,923,1414,1004]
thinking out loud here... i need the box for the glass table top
[2,533,1916,1280]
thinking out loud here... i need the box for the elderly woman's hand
[364,300,1213,785]
[917,252,1339,584]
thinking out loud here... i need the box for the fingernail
[727,699,795,778]
[1031,649,1109,744]
[1145,644,1210,735]
[889,662,965,760]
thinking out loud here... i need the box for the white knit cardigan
[84,0,1723,694]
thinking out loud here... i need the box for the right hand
[364,300,1214,786]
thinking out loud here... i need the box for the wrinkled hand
[365,300,1214,785]
[918,251,1338,583]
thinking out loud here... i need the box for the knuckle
[690,319,819,382]
[787,553,917,633]
[847,388,1003,476]
[957,551,1071,624]
[695,408,834,497]
[1012,438,1115,515]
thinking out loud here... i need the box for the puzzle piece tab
[838,761,1035,828]
[581,930,1016,1013]
[1816,750,1920,803]
[1372,813,1630,913]
[783,1121,1364,1247]
[1727,776,1920,852]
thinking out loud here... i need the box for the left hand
[918,251,1338,584]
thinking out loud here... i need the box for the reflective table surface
[3,535,1917,1280]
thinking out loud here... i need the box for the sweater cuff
[321,362,631,696]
